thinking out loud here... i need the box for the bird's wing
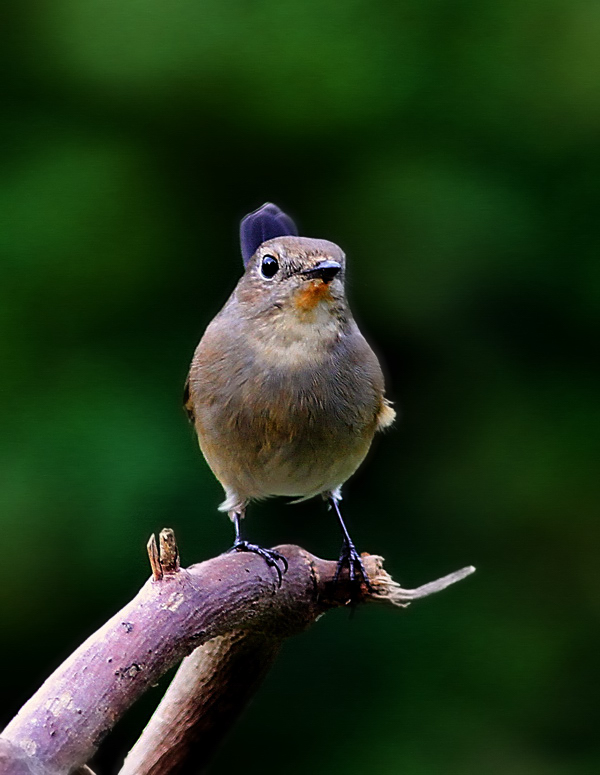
[183,375,196,424]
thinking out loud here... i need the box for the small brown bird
[185,203,395,586]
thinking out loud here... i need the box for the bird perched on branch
[185,203,395,587]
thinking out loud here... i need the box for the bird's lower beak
[300,260,342,283]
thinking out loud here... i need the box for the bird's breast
[247,296,342,369]
[189,312,386,502]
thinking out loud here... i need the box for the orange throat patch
[293,279,333,312]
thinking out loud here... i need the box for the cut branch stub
[147,534,162,581]
[147,528,180,581]
[158,528,179,574]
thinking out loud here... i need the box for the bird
[184,203,395,588]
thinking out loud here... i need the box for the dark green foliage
[1,1,598,772]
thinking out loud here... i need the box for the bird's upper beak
[300,260,342,283]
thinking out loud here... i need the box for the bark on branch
[0,531,474,775]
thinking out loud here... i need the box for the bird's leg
[227,511,288,587]
[329,496,372,591]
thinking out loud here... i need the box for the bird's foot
[228,541,289,587]
[334,540,372,593]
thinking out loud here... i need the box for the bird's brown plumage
[186,234,395,519]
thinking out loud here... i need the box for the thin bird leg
[330,497,372,591]
[227,511,288,587]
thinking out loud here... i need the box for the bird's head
[234,203,348,320]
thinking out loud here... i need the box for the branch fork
[0,529,475,775]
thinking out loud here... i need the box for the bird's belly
[196,398,376,505]
[251,438,370,499]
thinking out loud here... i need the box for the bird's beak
[300,260,342,283]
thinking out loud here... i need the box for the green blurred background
[1,1,599,772]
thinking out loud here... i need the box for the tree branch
[0,531,474,775]
[120,631,281,775]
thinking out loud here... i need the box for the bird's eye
[260,255,279,279]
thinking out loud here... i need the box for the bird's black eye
[260,255,279,279]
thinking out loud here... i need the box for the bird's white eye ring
[260,255,279,279]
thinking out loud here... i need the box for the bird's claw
[334,540,372,592]
[228,541,288,587]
